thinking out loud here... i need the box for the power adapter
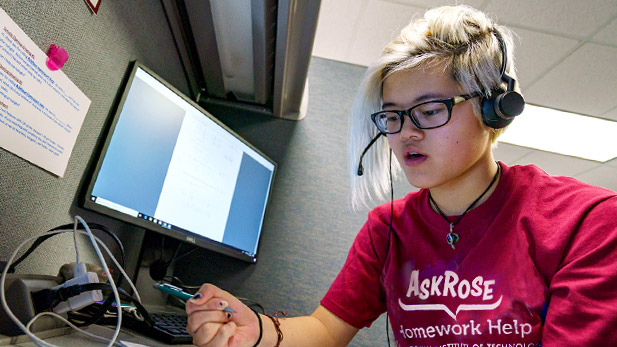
[52,263,103,314]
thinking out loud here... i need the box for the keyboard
[123,312,192,344]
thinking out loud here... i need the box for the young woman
[186,5,617,346]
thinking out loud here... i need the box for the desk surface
[0,324,193,347]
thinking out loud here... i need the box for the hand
[186,283,260,347]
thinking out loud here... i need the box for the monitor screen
[83,62,276,263]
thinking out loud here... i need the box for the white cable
[0,217,142,347]
[18,229,142,345]
[2,231,66,346]
[89,233,141,304]
[72,219,81,264]
[74,215,122,347]
[26,312,126,347]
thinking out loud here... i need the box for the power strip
[0,274,65,336]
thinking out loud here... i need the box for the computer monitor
[82,62,276,263]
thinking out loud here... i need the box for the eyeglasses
[370,93,481,134]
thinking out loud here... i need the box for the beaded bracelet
[264,311,287,347]
[251,308,263,347]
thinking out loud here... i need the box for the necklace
[428,164,501,250]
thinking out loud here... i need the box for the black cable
[172,245,199,263]
[170,241,182,262]
[65,223,127,328]
[157,236,182,266]
[9,223,126,279]
[33,282,154,326]
[163,275,202,291]
[9,221,128,328]
[89,284,154,326]
[150,237,198,282]
[384,149,394,347]
[149,236,181,281]
[163,276,190,289]
[71,224,127,327]
[70,293,116,327]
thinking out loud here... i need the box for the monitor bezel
[81,61,276,263]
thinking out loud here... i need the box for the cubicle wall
[0,1,409,345]
[0,1,188,276]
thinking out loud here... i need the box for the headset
[481,29,525,129]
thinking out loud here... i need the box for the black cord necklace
[428,164,501,249]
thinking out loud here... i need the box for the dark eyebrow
[381,92,448,109]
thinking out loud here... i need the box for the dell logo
[185,236,196,243]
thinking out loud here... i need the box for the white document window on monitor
[154,107,242,243]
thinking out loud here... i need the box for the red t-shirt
[321,162,617,346]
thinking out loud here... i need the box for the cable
[0,216,140,347]
[385,149,394,347]
[172,245,198,263]
[73,219,81,264]
[149,236,178,281]
[1,221,109,346]
[162,275,202,291]
[87,232,141,304]
[26,312,127,347]
[32,283,145,320]
[67,228,135,327]
[61,222,128,327]
[8,222,126,282]
[82,223,127,327]
[149,237,197,282]
[74,216,123,347]
[32,283,153,326]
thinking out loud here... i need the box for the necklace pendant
[447,224,459,249]
[447,232,459,249]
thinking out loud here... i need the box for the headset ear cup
[481,95,505,129]
[481,91,525,129]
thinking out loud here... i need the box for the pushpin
[46,44,68,71]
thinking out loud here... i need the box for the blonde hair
[348,5,521,210]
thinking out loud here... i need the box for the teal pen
[154,283,236,313]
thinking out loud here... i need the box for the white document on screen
[154,109,242,242]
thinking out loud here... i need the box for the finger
[206,321,237,347]
[187,284,235,314]
[189,298,234,313]
[188,283,219,306]
[191,321,222,347]
[187,310,233,335]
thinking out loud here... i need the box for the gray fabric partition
[0,1,188,275]
[0,1,415,345]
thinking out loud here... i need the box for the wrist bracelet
[251,309,263,347]
[264,311,287,347]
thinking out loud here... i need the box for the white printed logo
[398,270,503,320]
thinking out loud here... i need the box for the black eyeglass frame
[370,92,482,134]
